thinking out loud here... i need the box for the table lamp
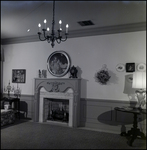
[132,72,146,109]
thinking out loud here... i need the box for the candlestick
[59,20,62,30]
[44,19,47,29]
[38,23,41,32]
[66,24,69,33]
[47,27,50,36]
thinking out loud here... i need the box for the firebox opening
[44,98,69,123]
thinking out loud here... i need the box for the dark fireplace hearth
[47,99,69,122]
[48,109,69,122]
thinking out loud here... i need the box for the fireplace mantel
[33,78,81,127]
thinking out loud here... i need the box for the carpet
[1,120,146,149]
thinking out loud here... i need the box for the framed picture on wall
[47,51,71,77]
[126,63,135,72]
[12,69,26,83]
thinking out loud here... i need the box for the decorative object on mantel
[136,63,146,72]
[116,64,125,72]
[12,69,26,83]
[126,63,135,72]
[132,72,146,109]
[38,70,47,78]
[37,0,69,48]
[95,64,111,85]
[38,70,42,78]
[4,81,14,98]
[42,70,47,78]
[69,65,78,78]
[14,83,21,98]
[47,51,71,77]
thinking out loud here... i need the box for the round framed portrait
[137,63,146,71]
[47,51,71,77]
[116,64,125,72]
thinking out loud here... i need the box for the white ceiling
[1,1,146,40]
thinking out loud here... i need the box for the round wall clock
[116,64,125,72]
[137,63,146,71]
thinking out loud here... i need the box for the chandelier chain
[52,0,55,34]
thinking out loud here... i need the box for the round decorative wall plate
[116,64,125,72]
[137,63,146,71]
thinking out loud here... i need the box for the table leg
[126,113,146,146]
[18,99,20,119]
[120,132,127,136]
[14,99,20,119]
[127,128,138,146]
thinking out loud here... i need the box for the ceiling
[1,1,146,41]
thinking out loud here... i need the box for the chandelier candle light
[38,0,69,48]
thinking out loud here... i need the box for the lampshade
[132,72,146,89]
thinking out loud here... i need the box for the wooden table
[2,97,20,119]
[115,107,146,146]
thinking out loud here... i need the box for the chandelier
[37,0,69,48]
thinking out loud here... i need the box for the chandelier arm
[42,29,48,40]
[60,35,68,42]
[38,33,47,41]
[47,37,51,43]
[60,37,67,42]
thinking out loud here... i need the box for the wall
[2,31,146,101]
[2,31,146,133]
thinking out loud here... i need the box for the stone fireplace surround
[33,78,81,127]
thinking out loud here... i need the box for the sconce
[132,72,146,109]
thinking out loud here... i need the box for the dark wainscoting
[3,94,34,119]
[2,94,146,134]
[80,98,146,134]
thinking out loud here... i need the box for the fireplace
[39,87,73,127]
[33,78,81,127]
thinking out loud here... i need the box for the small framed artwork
[12,69,26,83]
[137,63,146,71]
[116,64,125,72]
[126,63,135,72]
[47,51,71,77]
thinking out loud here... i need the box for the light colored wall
[2,31,146,102]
